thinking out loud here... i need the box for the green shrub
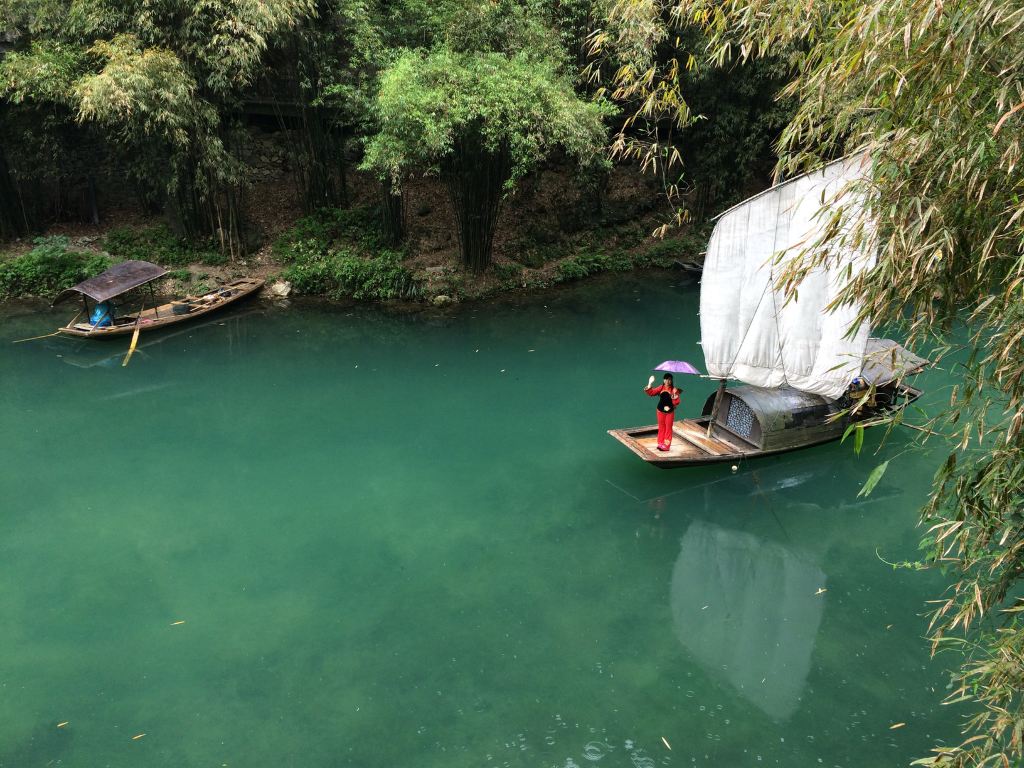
[635,227,711,267]
[274,205,389,261]
[606,249,634,271]
[281,248,421,301]
[638,237,685,265]
[513,241,564,269]
[104,225,225,267]
[491,262,522,281]
[556,251,612,282]
[0,236,112,300]
[275,237,330,265]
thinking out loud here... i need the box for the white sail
[699,154,874,399]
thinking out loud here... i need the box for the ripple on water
[582,741,614,762]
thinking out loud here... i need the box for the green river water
[1,275,963,767]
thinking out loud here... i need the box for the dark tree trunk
[380,178,405,245]
[443,131,511,272]
[579,163,610,222]
[165,123,250,258]
[87,175,100,225]
[284,104,347,212]
[0,144,27,239]
[269,39,348,213]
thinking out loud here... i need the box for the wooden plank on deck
[675,421,736,456]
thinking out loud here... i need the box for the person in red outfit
[645,373,681,451]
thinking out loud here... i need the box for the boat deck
[608,418,755,467]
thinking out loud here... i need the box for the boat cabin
[700,385,845,453]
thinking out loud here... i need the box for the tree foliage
[363,44,611,270]
[589,2,794,225]
[0,0,315,252]
[1,0,619,262]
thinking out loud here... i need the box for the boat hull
[608,418,844,468]
[58,278,263,338]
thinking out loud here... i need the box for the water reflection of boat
[671,520,825,721]
[52,260,263,338]
[610,155,928,467]
[52,306,263,368]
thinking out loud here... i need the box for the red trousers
[657,410,675,448]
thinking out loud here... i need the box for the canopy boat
[609,154,929,468]
[52,260,263,338]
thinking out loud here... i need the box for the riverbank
[0,224,702,309]
[0,164,707,307]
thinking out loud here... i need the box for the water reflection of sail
[671,520,825,721]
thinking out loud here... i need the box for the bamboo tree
[2,0,316,253]
[269,0,384,212]
[443,128,512,271]
[363,47,611,270]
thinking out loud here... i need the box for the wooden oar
[121,305,145,367]
[12,311,81,344]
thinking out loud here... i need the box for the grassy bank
[270,205,706,304]
[0,206,706,305]
[272,207,421,301]
[0,227,238,302]
[0,237,111,301]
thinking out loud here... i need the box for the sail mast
[706,379,727,437]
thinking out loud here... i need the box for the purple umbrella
[654,360,702,375]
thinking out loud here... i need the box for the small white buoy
[731,465,738,473]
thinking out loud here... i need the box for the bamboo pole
[13,311,80,343]
[706,379,727,438]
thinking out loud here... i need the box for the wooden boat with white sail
[52,260,263,338]
[610,154,930,468]
[610,339,928,467]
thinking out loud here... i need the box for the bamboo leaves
[599,0,1024,763]
[858,460,889,497]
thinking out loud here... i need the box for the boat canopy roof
[53,260,167,305]
[861,338,929,387]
